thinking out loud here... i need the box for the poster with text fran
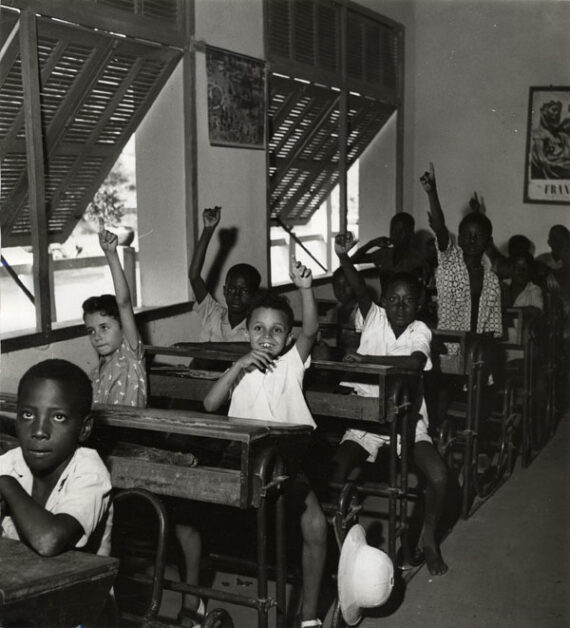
[206,47,266,149]
[524,86,570,204]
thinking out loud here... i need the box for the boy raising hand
[204,262,327,628]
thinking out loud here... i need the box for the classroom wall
[193,0,268,300]
[411,0,570,256]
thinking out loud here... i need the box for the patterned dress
[91,337,147,407]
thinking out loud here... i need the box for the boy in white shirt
[333,232,449,576]
[204,262,326,628]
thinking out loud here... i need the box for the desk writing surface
[92,404,311,442]
[0,537,118,604]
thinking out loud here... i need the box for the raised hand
[290,260,313,288]
[419,162,436,194]
[98,220,118,254]
[469,191,481,213]
[334,231,358,256]
[202,206,221,228]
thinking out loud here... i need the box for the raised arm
[188,206,221,304]
[0,477,84,555]
[99,224,139,351]
[350,236,392,264]
[290,261,318,362]
[420,163,449,252]
[335,232,373,319]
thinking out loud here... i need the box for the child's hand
[334,231,357,256]
[343,352,364,363]
[236,349,276,373]
[290,260,313,288]
[203,206,221,228]
[469,191,481,213]
[98,220,119,253]
[419,162,437,194]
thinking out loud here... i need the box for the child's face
[389,219,413,248]
[248,307,292,357]
[84,311,123,358]
[16,377,92,479]
[223,273,255,316]
[511,256,531,285]
[332,273,355,306]
[382,281,420,334]
[458,222,490,259]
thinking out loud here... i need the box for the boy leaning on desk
[0,359,112,557]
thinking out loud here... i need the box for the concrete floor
[359,411,570,628]
[154,412,569,628]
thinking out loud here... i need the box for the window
[265,0,403,285]
[0,2,184,337]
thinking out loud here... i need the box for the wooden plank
[306,390,381,422]
[91,404,311,443]
[106,456,244,507]
[0,537,117,603]
[20,10,51,334]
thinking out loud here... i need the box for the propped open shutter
[268,75,395,224]
[266,0,403,226]
[0,9,182,247]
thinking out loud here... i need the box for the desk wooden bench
[0,537,118,628]
[431,330,515,519]
[91,403,311,628]
[144,345,419,562]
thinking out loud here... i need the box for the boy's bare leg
[413,441,448,575]
[175,523,203,623]
[300,489,328,621]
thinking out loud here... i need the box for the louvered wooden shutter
[266,0,402,225]
[0,10,182,246]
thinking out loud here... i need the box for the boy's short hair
[226,264,262,293]
[246,289,294,331]
[390,212,415,232]
[550,224,570,241]
[507,234,532,258]
[458,212,493,239]
[82,294,120,323]
[385,271,425,302]
[18,359,93,418]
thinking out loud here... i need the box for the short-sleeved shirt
[193,293,249,342]
[0,447,113,556]
[435,240,503,353]
[512,281,544,310]
[340,303,433,460]
[91,338,147,407]
[228,345,315,429]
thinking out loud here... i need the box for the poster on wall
[206,46,266,149]
[524,86,570,204]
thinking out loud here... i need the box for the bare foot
[423,545,448,576]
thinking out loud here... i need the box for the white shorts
[340,417,432,463]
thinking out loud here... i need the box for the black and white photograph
[0,1,568,627]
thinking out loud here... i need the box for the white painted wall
[411,0,570,256]
[193,0,268,301]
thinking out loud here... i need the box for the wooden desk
[91,403,311,628]
[0,537,118,627]
[92,404,310,509]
